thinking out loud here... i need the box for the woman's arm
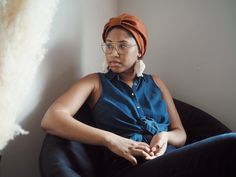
[41,73,151,165]
[152,75,187,147]
[41,73,109,144]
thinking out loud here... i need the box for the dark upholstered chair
[39,99,231,177]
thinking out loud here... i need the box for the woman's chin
[110,67,123,73]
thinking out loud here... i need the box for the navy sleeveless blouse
[92,70,170,143]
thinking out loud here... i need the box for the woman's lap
[108,133,236,177]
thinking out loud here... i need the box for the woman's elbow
[180,129,187,146]
[41,110,54,132]
[41,118,48,131]
[174,128,187,147]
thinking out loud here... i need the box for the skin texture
[41,28,186,166]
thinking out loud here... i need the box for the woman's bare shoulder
[151,74,162,86]
[71,73,100,88]
[151,74,161,81]
[54,73,100,103]
[77,73,99,82]
[151,74,170,93]
[49,73,100,115]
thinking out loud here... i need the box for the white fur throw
[0,0,59,151]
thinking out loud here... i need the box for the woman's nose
[110,46,120,57]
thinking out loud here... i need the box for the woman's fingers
[130,147,152,158]
[135,142,151,153]
[125,154,138,166]
[123,142,152,164]
[107,134,162,165]
[149,132,168,157]
[151,143,162,152]
[145,143,167,160]
[154,143,167,157]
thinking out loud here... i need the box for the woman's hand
[149,132,168,158]
[104,132,152,165]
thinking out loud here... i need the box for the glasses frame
[101,42,137,55]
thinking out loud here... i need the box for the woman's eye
[106,44,113,48]
[119,44,128,49]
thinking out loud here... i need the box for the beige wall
[118,0,236,131]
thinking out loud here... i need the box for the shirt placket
[131,78,160,136]
[131,79,144,117]
[117,76,160,136]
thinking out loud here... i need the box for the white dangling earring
[134,59,145,77]
[102,60,109,73]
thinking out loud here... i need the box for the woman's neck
[119,70,136,84]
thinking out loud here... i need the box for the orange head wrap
[102,13,148,58]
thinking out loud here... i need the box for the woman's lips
[109,61,121,67]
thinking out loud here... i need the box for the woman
[41,13,236,177]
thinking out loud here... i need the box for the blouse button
[131,93,134,96]
[137,106,140,109]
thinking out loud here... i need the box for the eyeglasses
[101,42,137,55]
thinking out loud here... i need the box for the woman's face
[105,28,140,74]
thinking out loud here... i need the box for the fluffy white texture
[0,0,59,150]
[134,59,145,77]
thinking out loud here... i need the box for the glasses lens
[101,43,113,54]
